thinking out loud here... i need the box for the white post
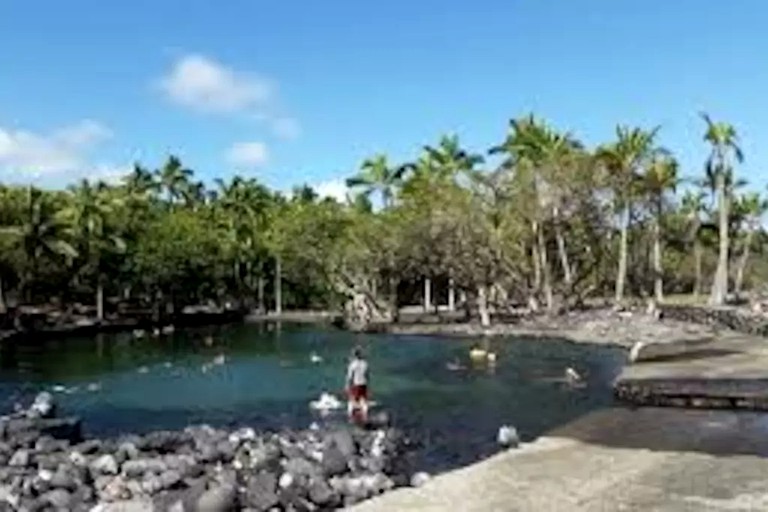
[448,278,456,312]
[423,277,432,312]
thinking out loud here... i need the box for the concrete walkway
[615,334,768,409]
[350,407,768,512]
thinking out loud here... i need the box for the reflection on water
[0,322,626,472]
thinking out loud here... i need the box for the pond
[0,322,626,473]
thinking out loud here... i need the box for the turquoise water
[0,323,626,471]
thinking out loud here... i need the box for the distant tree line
[0,113,765,326]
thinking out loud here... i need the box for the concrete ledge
[628,337,715,363]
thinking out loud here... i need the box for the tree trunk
[531,222,541,292]
[652,212,663,302]
[477,285,491,327]
[553,206,572,288]
[537,224,554,311]
[448,278,456,312]
[96,278,104,321]
[388,276,399,322]
[735,227,754,297]
[257,276,266,313]
[693,239,703,299]
[615,206,630,305]
[423,277,432,312]
[0,274,6,314]
[710,173,729,305]
[274,255,282,314]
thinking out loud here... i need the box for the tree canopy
[0,112,763,322]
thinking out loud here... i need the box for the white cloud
[272,117,301,140]
[226,141,269,167]
[91,163,132,185]
[159,54,272,114]
[0,120,112,178]
[314,178,349,202]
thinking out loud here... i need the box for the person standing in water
[346,346,369,423]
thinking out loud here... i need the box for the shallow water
[0,322,626,472]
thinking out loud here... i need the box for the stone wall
[658,304,768,337]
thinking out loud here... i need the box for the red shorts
[348,385,368,401]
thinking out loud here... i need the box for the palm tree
[515,119,582,289]
[63,180,126,320]
[157,155,193,205]
[215,176,273,310]
[124,164,158,196]
[0,186,78,302]
[700,113,744,305]
[643,153,678,301]
[596,125,660,305]
[423,134,485,182]
[346,154,407,209]
[491,115,554,309]
[680,190,707,299]
[733,192,767,297]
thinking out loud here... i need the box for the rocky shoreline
[383,306,740,348]
[0,394,420,511]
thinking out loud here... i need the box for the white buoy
[309,352,323,364]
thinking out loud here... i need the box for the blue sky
[1,0,766,198]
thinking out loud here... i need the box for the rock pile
[0,394,416,511]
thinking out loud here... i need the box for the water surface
[0,323,625,472]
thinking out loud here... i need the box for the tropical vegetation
[0,113,764,327]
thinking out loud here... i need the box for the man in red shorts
[346,346,369,423]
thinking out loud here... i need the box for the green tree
[700,113,744,305]
[732,192,768,297]
[596,125,660,305]
[346,154,407,209]
[0,186,77,302]
[62,179,126,320]
[680,189,708,298]
[643,153,678,301]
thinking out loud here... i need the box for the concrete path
[350,407,768,512]
[615,334,768,409]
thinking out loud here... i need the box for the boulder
[40,488,71,509]
[321,444,348,476]
[196,484,237,512]
[91,499,155,512]
[497,425,519,448]
[142,431,189,453]
[284,457,321,481]
[9,449,30,467]
[2,417,82,445]
[243,472,279,512]
[90,454,119,476]
[410,471,430,488]
[122,459,168,478]
[324,429,356,459]
[27,392,55,419]
[308,478,336,506]
[49,466,78,491]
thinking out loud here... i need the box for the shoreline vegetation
[0,113,765,345]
